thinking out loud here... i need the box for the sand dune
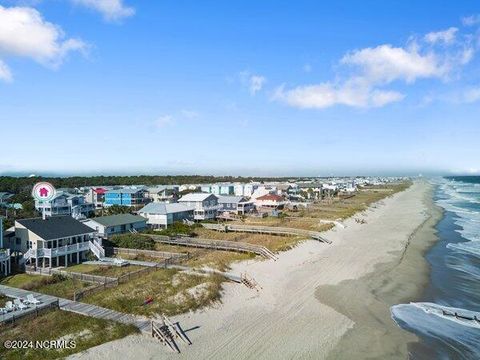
[69,181,438,360]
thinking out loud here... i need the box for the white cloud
[341,44,447,84]
[0,5,87,81]
[462,14,480,27]
[154,115,174,128]
[249,75,266,95]
[424,27,458,45]
[451,87,480,104]
[72,0,135,22]
[239,71,266,95]
[0,60,12,82]
[274,25,475,109]
[273,81,404,109]
[462,87,480,103]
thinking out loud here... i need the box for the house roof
[17,216,95,240]
[88,214,147,227]
[138,202,195,215]
[146,186,167,194]
[106,188,145,195]
[217,196,248,204]
[178,193,217,202]
[297,183,323,189]
[94,188,107,194]
[256,194,284,202]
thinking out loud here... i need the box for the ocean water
[391,177,480,359]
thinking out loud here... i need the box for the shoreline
[69,181,439,360]
[321,181,443,359]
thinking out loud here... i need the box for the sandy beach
[69,180,440,360]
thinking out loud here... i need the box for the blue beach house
[104,188,148,209]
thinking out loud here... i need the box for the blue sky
[1,0,480,176]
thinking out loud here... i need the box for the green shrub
[108,234,155,250]
[156,222,198,237]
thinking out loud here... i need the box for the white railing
[19,248,33,265]
[50,242,91,257]
[23,240,105,261]
[89,239,105,259]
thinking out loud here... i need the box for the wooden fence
[73,262,168,301]
[107,247,189,261]
[26,266,117,285]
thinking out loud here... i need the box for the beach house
[35,192,95,219]
[104,188,148,209]
[178,193,221,220]
[254,194,286,210]
[83,214,147,238]
[145,186,179,203]
[85,187,108,209]
[217,195,255,215]
[15,216,102,268]
[200,184,235,196]
[138,202,195,229]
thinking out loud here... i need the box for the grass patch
[0,310,138,360]
[65,264,145,277]
[1,273,90,300]
[83,268,223,316]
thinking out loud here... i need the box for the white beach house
[15,216,103,268]
[138,202,195,229]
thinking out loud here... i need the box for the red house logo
[39,188,49,197]
[32,182,56,202]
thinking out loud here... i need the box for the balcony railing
[30,242,91,258]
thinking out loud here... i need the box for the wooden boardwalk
[202,223,332,244]
[0,285,151,332]
[148,234,278,260]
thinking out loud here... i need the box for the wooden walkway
[147,234,278,261]
[202,223,332,244]
[0,285,151,332]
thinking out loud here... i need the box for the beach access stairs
[151,315,192,353]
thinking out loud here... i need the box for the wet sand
[321,182,442,359]
[69,181,440,360]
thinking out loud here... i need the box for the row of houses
[3,177,402,225]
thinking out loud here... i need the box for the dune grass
[0,273,90,300]
[65,263,145,277]
[0,310,138,360]
[83,268,224,316]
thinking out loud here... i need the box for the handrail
[147,234,278,261]
[202,223,331,244]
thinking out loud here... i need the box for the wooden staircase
[241,272,261,291]
[151,315,192,353]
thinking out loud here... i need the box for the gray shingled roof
[88,214,147,227]
[17,216,95,240]
[217,196,247,204]
[138,202,195,215]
